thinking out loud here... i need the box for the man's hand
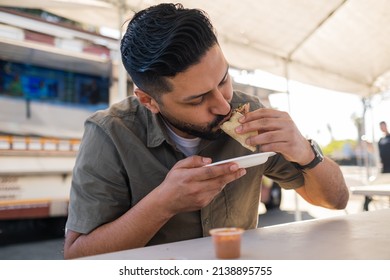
[235,108,314,165]
[235,107,349,210]
[157,156,247,215]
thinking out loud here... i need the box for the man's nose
[210,89,231,116]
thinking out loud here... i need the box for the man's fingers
[173,155,212,169]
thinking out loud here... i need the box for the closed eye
[189,94,207,106]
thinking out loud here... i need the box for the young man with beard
[64,3,349,259]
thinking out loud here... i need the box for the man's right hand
[156,155,247,215]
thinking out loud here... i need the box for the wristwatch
[292,139,324,171]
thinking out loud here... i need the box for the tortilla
[221,103,257,152]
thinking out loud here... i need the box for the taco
[221,103,257,152]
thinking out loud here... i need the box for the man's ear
[134,88,160,114]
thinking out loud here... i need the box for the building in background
[0,7,119,236]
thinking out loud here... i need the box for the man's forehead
[168,57,228,98]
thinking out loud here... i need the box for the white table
[350,184,390,196]
[83,209,390,260]
[350,184,390,211]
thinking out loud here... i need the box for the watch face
[310,140,324,163]
[311,140,324,160]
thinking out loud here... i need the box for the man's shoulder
[87,95,147,125]
[379,134,390,143]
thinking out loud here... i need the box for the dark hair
[120,3,218,100]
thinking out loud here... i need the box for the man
[378,121,390,173]
[363,121,390,210]
[64,3,349,259]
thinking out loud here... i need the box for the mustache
[209,104,233,129]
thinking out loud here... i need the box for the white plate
[206,152,276,169]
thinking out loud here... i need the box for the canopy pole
[284,59,302,222]
[362,94,380,183]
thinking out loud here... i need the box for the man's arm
[294,157,349,209]
[64,185,173,259]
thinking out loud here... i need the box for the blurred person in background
[364,121,390,210]
[378,121,390,173]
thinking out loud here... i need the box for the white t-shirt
[164,122,201,156]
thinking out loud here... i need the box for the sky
[230,69,390,146]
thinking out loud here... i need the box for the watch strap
[292,139,324,171]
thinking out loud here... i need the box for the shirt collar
[145,112,170,148]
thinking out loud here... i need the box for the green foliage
[322,139,357,156]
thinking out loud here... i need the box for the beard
[158,107,231,140]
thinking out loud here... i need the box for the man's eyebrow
[183,66,229,102]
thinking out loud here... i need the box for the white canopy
[2,0,390,96]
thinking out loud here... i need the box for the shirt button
[204,218,209,225]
